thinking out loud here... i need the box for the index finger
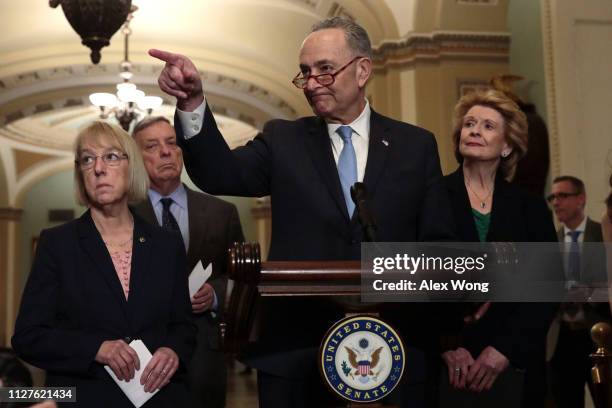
[125,344,141,371]
[149,49,181,65]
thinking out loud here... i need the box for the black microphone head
[350,182,367,203]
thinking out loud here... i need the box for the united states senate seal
[319,315,405,403]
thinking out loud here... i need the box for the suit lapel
[584,218,600,242]
[362,110,390,197]
[304,117,350,220]
[127,214,153,314]
[557,227,564,242]
[487,175,514,241]
[131,198,158,227]
[185,185,210,269]
[77,210,128,318]
[447,168,480,242]
[581,218,599,276]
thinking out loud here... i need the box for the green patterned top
[471,208,491,242]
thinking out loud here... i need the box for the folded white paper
[104,339,159,407]
[188,261,212,298]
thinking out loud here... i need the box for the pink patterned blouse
[107,243,133,299]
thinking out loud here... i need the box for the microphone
[350,182,377,242]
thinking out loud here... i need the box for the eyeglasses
[76,151,128,170]
[546,192,580,203]
[291,56,364,89]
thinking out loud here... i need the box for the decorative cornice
[0,63,297,126]
[372,31,510,69]
[0,101,259,151]
[0,208,23,221]
[457,0,498,5]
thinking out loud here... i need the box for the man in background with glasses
[547,175,609,408]
[150,17,454,407]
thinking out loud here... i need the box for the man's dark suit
[133,184,244,408]
[551,217,609,408]
[12,211,195,408]
[175,104,455,406]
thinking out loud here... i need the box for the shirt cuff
[177,98,206,140]
[211,290,218,311]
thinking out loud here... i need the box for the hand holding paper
[141,347,180,393]
[104,340,158,408]
[188,261,212,298]
[96,339,140,381]
[189,261,214,313]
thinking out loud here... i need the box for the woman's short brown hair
[451,89,528,180]
[73,121,149,206]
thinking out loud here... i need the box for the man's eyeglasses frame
[291,56,365,89]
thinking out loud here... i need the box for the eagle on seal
[345,346,383,376]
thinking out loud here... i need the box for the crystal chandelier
[89,6,162,131]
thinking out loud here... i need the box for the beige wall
[542,0,612,219]
[413,59,509,174]
[414,0,508,32]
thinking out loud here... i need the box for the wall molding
[372,30,510,70]
[0,207,23,221]
[0,63,297,127]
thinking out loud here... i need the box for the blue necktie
[161,197,186,250]
[160,198,180,232]
[567,230,581,282]
[337,125,357,217]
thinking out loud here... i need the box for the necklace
[104,236,132,248]
[465,177,494,209]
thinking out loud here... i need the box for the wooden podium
[223,242,391,407]
[223,241,362,354]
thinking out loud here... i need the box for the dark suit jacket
[133,185,245,349]
[12,210,196,407]
[554,217,609,338]
[556,217,606,286]
[443,167,558,369]
[175,105,455,377]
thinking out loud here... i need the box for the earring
[501,150,510,158]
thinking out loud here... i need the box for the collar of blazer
[184,185,213,266]
[447,166,517,242]
[304,110,391,222]
[76,209,154,313]
[558,217,604,243]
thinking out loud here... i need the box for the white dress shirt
[148,183,190,251]
[563,216,587,243]
[327,101,371,182]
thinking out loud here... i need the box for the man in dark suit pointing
[132,116,244,408]
[150,17,454,407]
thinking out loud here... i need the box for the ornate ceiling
[0,0,420,205]
[0,0,408,152]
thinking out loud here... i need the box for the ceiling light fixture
[88,5,162,131]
